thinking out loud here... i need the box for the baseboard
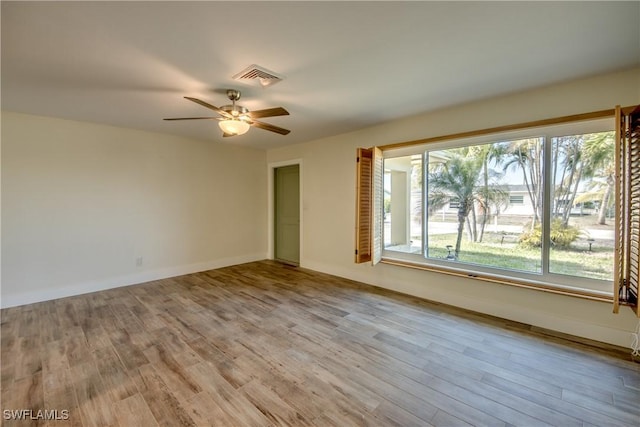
[0,253,267,309]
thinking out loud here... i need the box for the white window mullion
[423,151,429,259]
[542,135,552,275]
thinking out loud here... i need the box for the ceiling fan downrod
[224,90,247,117]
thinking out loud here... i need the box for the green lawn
[425,232,613,281]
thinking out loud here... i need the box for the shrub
[519,225,542,248]
[519,219,580,249]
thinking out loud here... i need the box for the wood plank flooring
[1,260,639,426]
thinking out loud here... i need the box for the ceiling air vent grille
[233,64,283,87]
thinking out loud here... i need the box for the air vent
[233,64,283,87]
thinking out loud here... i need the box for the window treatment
[614,105,640,316]
[355,147,382,265]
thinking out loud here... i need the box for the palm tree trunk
[533,142,544,228]
[598,175,614,225]
[517,146,540,229]
[563,167,582,226]
[552,142,561,217]
[479,206,488,243]
[479,158,489,243]
[455,208,466,258]
[470,204,478,242]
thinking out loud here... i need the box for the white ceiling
[2,1,639,150]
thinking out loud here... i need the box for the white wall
[1,112,267,307]
[266,68,640,348]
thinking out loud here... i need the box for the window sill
[380,257,614,303]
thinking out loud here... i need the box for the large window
[382,119,616,295]
[356,106,640,309]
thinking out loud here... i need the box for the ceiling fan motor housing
[221,104,248,118]
[226,89,241,101]
[223,90,248,118]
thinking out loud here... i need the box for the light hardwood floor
[1,260,639,426]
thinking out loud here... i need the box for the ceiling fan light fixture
[165,93,289,136]
[218,119,250,136]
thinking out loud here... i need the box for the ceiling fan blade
[250,120,291,135]
[184,96,233,119]
[222,133,235,137]
[248,107,290,119]
[163,117,217,121]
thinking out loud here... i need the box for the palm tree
[503,138,544,229]
[577,132,615,224]
[468,143,508,242]
[552,132,614,226]
[428,150,506,259]
[554,135,585,226]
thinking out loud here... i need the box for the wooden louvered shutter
[355,148,373,263]
[614,105,640,315]
[355,147,383,264]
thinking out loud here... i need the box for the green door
[274,165,300,265]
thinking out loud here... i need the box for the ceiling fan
[164,89,290,137]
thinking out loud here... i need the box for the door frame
[268,159,303,264]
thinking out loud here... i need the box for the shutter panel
[372,147,383,265]
[627,105,640,316]
[355,148,373,263]
[614,106,624,313]
[614,105,640,316]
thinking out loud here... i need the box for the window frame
[378,110,620,302]
[357,105,639,311]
